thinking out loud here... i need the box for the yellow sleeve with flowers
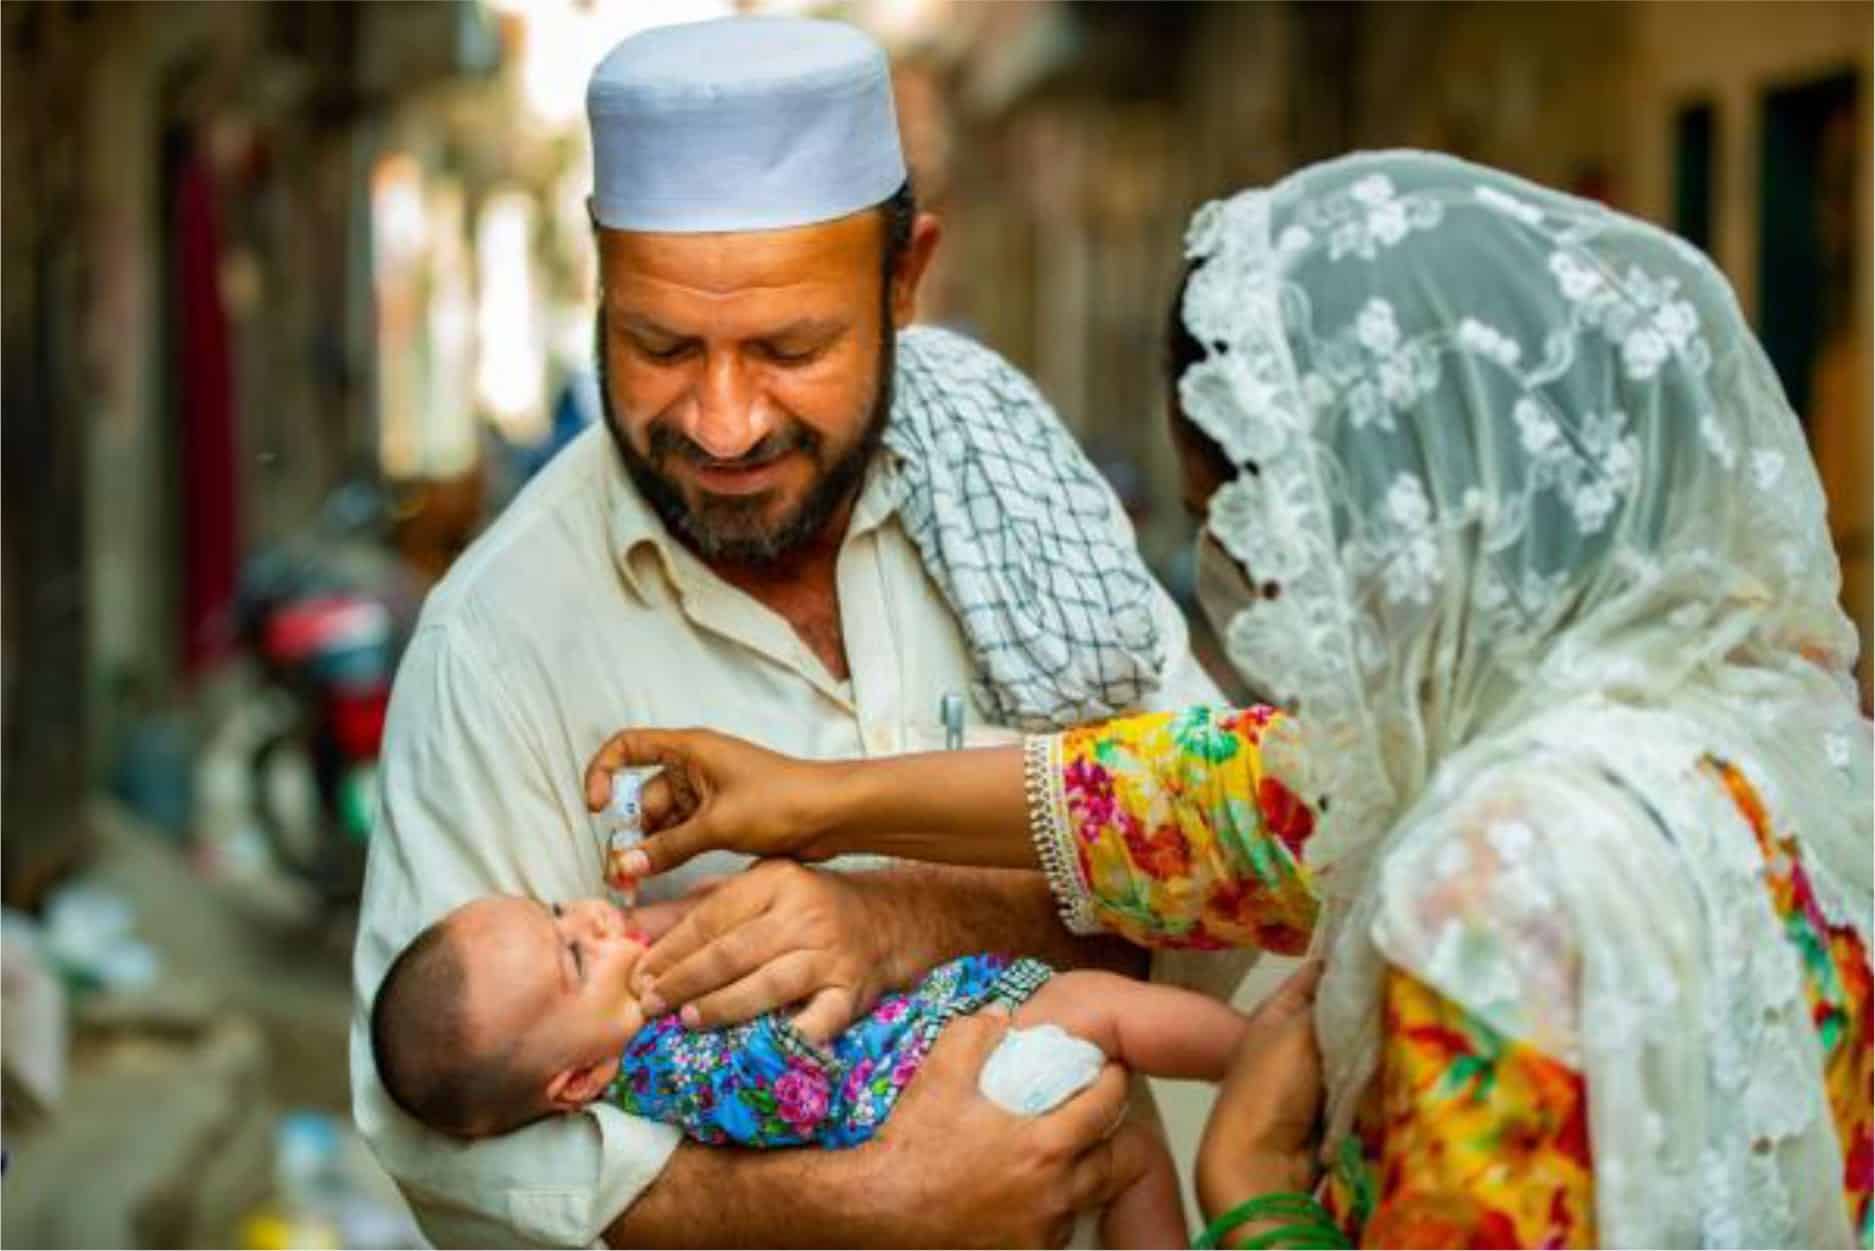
[1047,705,1320,953]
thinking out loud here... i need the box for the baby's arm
[1015,970,1248,1082]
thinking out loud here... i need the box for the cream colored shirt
[349,424,1225,1248]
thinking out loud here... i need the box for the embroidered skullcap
[587,16,906,233]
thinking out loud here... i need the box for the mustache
[644,420,821,473]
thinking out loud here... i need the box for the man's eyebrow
[615,315,846,343]
[761,317,844,342]
[616,314,692,342]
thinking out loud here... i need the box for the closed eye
[640,340,694,363]
[759,341,824,366]
[569,941,585,981]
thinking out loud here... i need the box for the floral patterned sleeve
[1033,705,1320,953]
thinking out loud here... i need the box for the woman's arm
[1192,962,1340,1247]
[589,706,1320,952]
[582,726,1037,871]
[817,741,1040,866]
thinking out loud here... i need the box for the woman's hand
[584,727,840,882]
[1196,960,1327,1221]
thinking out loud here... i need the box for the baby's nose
[576,899,623,938]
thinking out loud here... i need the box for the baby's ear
[544,1061,611,1112]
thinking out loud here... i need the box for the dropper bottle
[601,768,649,909]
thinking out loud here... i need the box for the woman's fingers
[585,726,825,884]
[639,772,680,829]
[626,821,721,877]
[1199,956,1328,1202]
[1256,959,1324,1020]
[583,727,713,812]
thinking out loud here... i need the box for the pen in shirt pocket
[941,690,965,751]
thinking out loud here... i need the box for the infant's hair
[370,910,546,1140]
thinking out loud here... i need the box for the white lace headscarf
[1179,151,1871,1247]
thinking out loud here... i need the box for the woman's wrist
[1196,1147,1316,1224]
[811,754,934,859]
[802,757,872,859]
[795,746,1039,869]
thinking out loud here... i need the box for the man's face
[595,210,895,564]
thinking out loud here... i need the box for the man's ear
[890,212,943,329]
[544,1060,612,1112]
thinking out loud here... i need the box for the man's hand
[636,860,910,1042]
[606,1011,1141,1248]
[855,1011,1145,1247]
[1195,961,1326,1220]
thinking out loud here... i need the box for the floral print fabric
[1322,969,1597,1249]
[607,954,1049,1149]
[1056,706,1319,954]
[1054,710,1873,1248]
[1711,759,1873,1248]
[1313,762,1875,1249]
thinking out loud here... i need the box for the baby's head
[371,896,650,1139]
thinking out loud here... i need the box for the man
[350,15,1228,1247]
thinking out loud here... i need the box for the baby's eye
[569,941,585,979]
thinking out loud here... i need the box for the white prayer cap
[587,16,907,234]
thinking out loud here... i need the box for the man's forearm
[606,1140,886,1248]
[865,862,1147,982]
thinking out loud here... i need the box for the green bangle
[1193,1192,1348,1250]
[1236,1223,1348,1251]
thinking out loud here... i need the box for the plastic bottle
[600,768,651,906]
[241,1112,343,1249]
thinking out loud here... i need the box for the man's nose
[684,350,776,461]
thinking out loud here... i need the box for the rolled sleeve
[350,620,680,1248]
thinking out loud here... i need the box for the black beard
[596,313,894,566]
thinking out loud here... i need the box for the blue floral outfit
[607,954,1052,1148]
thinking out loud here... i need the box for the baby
[371,894,1249,1248]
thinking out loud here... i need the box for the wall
[1624,0,1871,696]
[898,0,1872,693]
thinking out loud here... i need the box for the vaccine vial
[602,768,650,905]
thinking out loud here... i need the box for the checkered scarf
[883,326,1166,731]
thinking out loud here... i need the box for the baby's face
[449,896,651,1096]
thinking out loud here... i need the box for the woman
[590,153,1872,1248]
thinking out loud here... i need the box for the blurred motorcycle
[231,481,418,905]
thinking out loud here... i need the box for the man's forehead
[597,209,884,300]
